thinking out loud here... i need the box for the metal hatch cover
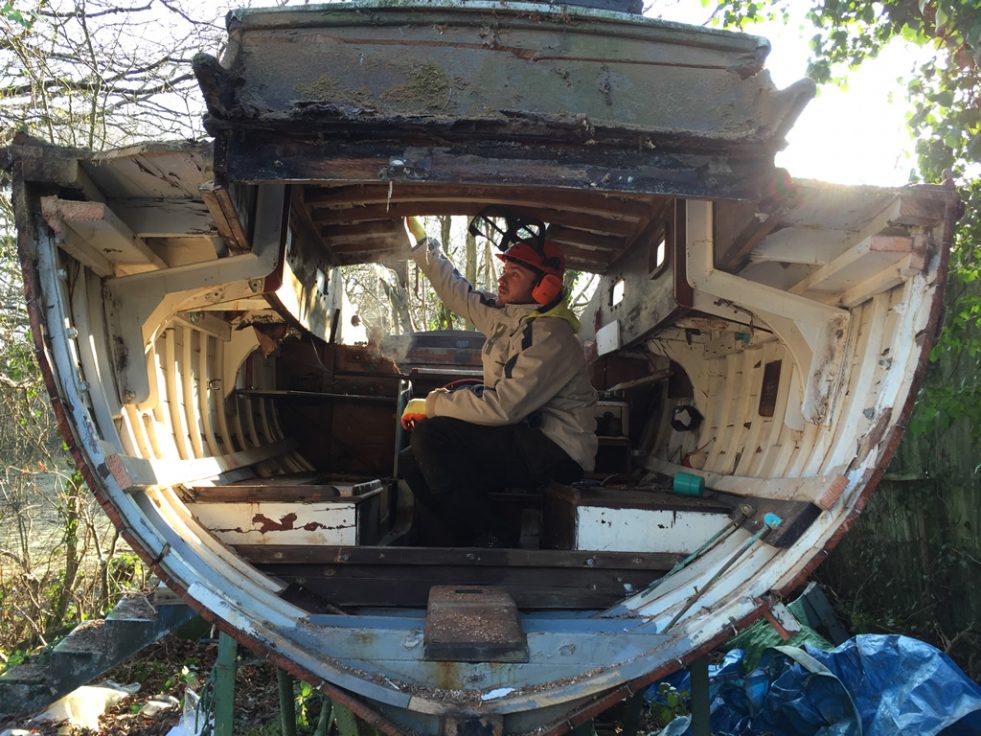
[424,586,530,663]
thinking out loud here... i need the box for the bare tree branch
[158,0,224,30]
[37,2,154,20]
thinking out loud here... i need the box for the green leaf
[932,89,955,108]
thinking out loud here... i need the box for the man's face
[497,260,538,305]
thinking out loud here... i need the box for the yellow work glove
[404,216,426,247]
[400,397,428,430]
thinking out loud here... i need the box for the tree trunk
[380,275,415,334]
[483,240,498,294]
[437,216,454,329]
[462,229,478,328]
[47,474,81,629]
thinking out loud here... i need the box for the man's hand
[405,216,426,247]
[400,397,428,430]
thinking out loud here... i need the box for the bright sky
[648,2,928,186]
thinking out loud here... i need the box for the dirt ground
[0,635,290,736]
[0,632,660,735]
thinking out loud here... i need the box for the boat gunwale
[225,0,773,59]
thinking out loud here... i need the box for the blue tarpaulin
[647,635,981,735]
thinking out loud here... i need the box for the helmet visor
[468,208,546,252]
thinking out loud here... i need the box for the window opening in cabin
[649,219,671,279]
[611,278,625,307]
[652,237,667,274]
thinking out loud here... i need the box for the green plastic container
[673,471,705,496]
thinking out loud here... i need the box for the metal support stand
[208,635,370,736]
[278,669,298,736]
[215,633,238,736]
[315,694,332,736]
[333,700,374,736]
[690,656,710,736]
[617,693,644,736]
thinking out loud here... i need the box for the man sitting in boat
[399,214,597,547]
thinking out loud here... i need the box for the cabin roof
[185,0,822,271]
[49,139,951,276]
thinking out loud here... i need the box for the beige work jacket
[412,237,598,471]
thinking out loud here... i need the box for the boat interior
[20,138,954,616]
[4,4,961,729]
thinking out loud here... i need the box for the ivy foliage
[710,0,980,438]
[0,0,35,29]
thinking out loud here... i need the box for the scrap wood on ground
[0,636,285,736]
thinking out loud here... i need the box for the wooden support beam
[106,438,297,491]
[200,181,251,254]
[547,225,625,251]
[17,147,106,202]
[749,226,852,265]
[788,234,914,296]
[319,221,403,241]
[327,237,403,255]
[110,198,216,238]
[310,200,643,237]
[171,312,233,341]
[50,221,115,277]
[714,198,795,271]
[238,544,680,568]
[241,545,679,609]
[304,183,654,221]
[41,197,167,271]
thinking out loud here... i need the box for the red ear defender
[532,273,563,305]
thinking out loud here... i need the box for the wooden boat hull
[4,2,961,733]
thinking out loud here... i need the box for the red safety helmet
[496,240,565,278]
[496,241,566,304]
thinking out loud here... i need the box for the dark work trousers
[399,416,583,546]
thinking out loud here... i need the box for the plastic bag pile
[648,635,981,736]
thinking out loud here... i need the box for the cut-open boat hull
[4,2,961,732]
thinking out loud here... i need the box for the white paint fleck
[481,687,515,701]
[402,631,423,649]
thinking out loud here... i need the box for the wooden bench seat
[183,475,387,547]
[543,483,735,554]
[181,476,384,503]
